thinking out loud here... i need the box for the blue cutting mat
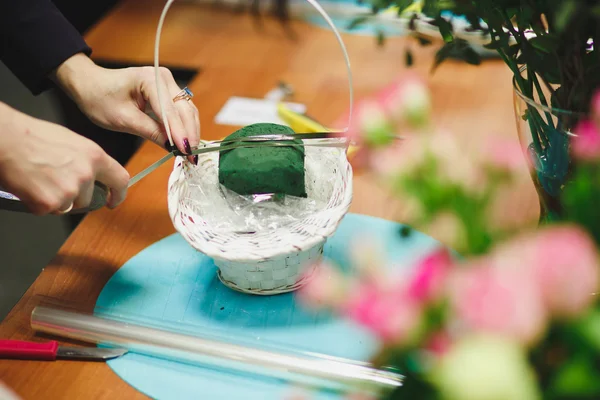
[95,213,443,399]
[299,0,405,37]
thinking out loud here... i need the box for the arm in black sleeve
[0,0,92,95]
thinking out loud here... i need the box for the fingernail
[193,155,198,165]
[183,138,192,155]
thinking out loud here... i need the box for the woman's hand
[53,54,200,164]
[0,102,129,215]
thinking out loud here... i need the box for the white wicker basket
[154,0,354,295]
[167,142,353,295]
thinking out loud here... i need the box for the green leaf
[377,30,386,46]
[347,15,368,30]
[460,46,483,65]
[408,13,418,31]
[432,39,482,71]
[574,310,600,352]
[483,41,502,50]
[432,39,481,70]
[393,0,415,13]
[405,49,414,66]
[555,0,578,32]
[431,16,454,43]
[414,35,432,46]
[529,35,559,54]
[517,49,561,84]
[515,5,534,30]
[506,43,520,58]
[549,354,600,397]
[421,0,457,16]
[483,35,509,50]
[464,12,485,32]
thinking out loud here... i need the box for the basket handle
[152,0,354,149]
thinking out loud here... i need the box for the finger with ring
[172,87,193,103]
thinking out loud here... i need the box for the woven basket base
[216,262,318,296]
[214,243,324,295]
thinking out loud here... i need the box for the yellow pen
[276,103,359,159]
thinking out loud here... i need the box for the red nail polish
[193,155,198,165]
[183,138,192,155]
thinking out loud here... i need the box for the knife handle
[0,339,58,360]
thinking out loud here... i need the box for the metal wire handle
[153,0,354,148]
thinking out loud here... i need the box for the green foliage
[432,38,481,70]
[377,30,386,45]
[390,151,511,256]
[405,48,414,65]
[562,164,600,244]
[347,15,369,30]
[364,0,600,115]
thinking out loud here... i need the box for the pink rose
[423,212,468,253]
[573,119,600,161]
[428,130,486,192]
[406,248,453,304]
[376,74,431,128]
[369,134,424,178]
[478,136,525,173]
[348,237,388,286]
[371,130,484,192]
[449,262,547,346]
[484,173,538,233]
[297,261,348,310]
[497,226,600,319]
[343,282,423,345]
[344,99,394,148]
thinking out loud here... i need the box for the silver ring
[173,87,193,103]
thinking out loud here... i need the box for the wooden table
[0,1,538,398]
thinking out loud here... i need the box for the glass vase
[512,67,585,222]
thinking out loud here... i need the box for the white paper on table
[214,96,306,127]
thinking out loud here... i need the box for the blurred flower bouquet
[298,76,600,400]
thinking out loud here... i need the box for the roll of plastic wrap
[30,305,402,395]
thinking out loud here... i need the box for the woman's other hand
[0,102,129,215]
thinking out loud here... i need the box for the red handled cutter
[0,339,127,361]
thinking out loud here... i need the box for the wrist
[0,102,21,161]
[51,53,99,103]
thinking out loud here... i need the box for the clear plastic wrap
[178,143,347,234]
[29,299,402,395]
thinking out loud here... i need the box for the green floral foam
[218,123,307,197]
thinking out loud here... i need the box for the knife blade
[0,339,127,361]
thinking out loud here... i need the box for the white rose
[433,334,541,400]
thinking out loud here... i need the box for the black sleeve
[0,0,92,95]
